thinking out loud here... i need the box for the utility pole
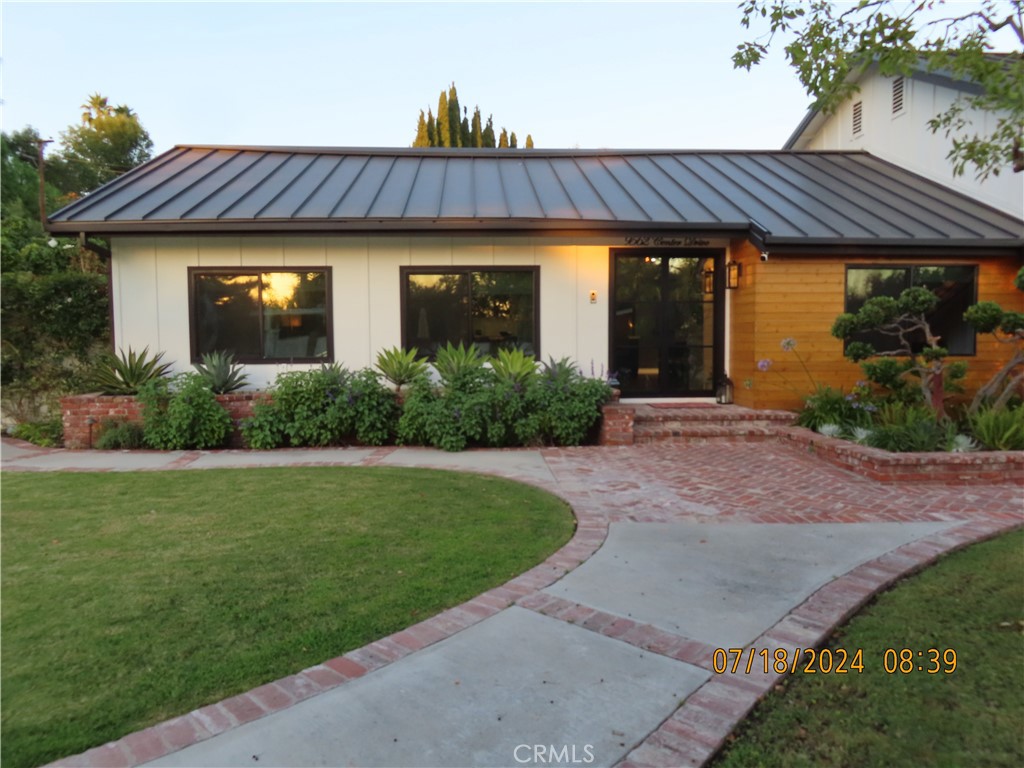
[35,137,53,228]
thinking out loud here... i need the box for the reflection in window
[845,265,976,355]
[192,270,330,362]
[404,268,538,357]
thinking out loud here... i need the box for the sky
[1,0,814,158]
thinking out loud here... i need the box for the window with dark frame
[190,268,331,363]
[845,265,977,356]
[402,267,539,358]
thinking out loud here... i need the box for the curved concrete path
[4,437,1021,768]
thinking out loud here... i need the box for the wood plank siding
[729,241,1023,410]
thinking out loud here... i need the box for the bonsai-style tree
[963,300,1024,413]
[831,287,967,419]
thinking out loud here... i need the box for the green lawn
[712,528,1024,768]
[0,467,574,768]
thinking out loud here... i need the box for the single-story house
[47,146,1023,410]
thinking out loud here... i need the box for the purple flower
[780,337,797,352]
[757,359,773,372]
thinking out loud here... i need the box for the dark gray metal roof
[47,146,1024,250]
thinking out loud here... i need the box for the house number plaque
[624,235,710,247]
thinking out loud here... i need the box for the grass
[0,467,575,768]
[712,528,1024,768]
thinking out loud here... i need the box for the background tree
[2,94,154,431]
[525,134,534,149]
[410,84,533,148]
[436,91,451,148]
[48,93,154,195]
[734,0,1024,178]
[498,128,510,148]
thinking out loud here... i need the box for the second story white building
[785,62,1023,217]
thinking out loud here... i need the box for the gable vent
[892,76,905,114]
[852,101,863,135]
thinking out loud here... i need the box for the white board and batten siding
[111,235,619,390]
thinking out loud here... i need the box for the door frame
[608,248,726,397]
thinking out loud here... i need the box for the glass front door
[610,250,723,397]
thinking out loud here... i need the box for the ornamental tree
[831,287,967,418]
[963,300,1024,413]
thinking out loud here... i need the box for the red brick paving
[34,441,1023,768]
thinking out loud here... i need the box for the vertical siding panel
[283,236,327,267]
[111,238,159,358]
[409,237,453,267]
[240,236,284,267]
[154,238,198,371]
[538,242,578,363]
[197,237,241,267]
[452,238,494,266]
[329,237,372,371]
[576,244,610,372]
[366,237,410,360]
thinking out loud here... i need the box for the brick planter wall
[599,403,636,446]
[61,392,265,450]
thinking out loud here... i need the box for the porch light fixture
[726,260,741,289]
[702,267,714,295]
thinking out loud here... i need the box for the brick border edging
[42,462,611,768]
[615,516,1024,768]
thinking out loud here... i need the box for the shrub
[193,351,248,394]
[433,342,486,387]
[138,373,231,450]
[9,416,63,448]
[866,405,951,453]
[796,384,874,433]
[241,366,397,449]
[969,405,1024,451]
[89,347,172,395]
[519,358,612,447]
[94,419,145,450]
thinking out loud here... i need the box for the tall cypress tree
[447,84,461,148]
[471,107,483,148]
[509,131,518,149]
[437,92,451,147]
[525,134,534,149]
[426,109,437,147]
[498,128,509,149]
[482,115,496,148]
[413,110,430,147]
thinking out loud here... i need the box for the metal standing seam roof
[47,146,1024,250]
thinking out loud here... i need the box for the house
[785,61,1023,217]
[47,145,1023,411]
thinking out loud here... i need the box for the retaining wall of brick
[61,393,264,450]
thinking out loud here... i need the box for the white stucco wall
[800,71,1023,217]
[111,234,693,389]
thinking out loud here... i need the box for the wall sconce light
[702,268,714,295]
[726,260,741,289]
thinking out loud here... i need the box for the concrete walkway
[4,437,1021,768]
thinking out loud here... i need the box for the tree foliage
[735,0,1024,178]
[47,92,154,195]
[411,82,534,148]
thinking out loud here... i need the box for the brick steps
[617,403,796,445]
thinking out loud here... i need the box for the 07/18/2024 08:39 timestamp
[712,647,958,675]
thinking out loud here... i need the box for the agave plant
[193,351,249,394]
[433,342,485,386]
[489,347,537,388]
[90,346,173,395]
[817,423,844,438]
[375,346,429,388]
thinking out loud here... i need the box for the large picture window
[190,268,331,363]
[402,267,539,357]
[845,265,977,355]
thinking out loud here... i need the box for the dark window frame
[607,248,726,397]
[400,265,541,358]
[188,266,334,364]
[843,264,978,356]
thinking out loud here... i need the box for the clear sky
[1,0,813,158]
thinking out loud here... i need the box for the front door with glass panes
[610,250,724,397]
